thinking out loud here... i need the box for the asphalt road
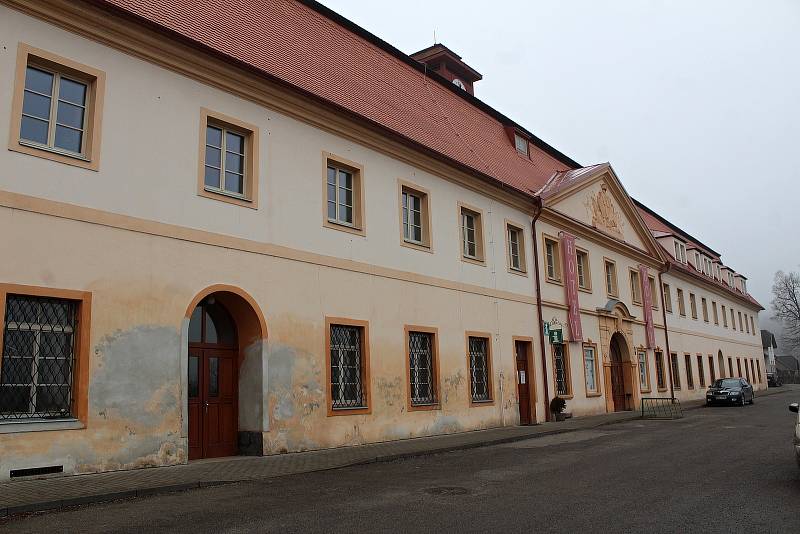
[4,386,800,533]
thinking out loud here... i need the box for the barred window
[1,295,78,420]
[468,336,491,402]
[638,350,649,390]
[329,324,365,409]
[655,351,666,389]
[671,353,681,389]
[409,331,436,406]
[553,343,569,396]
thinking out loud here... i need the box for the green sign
[543,322,550,336]
[549,328,563,344]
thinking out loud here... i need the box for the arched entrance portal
[609,332,632,412]
[184,285,267,460]
[188,299,239,459]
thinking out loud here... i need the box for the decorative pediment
[539,164,665,262]
[597,299,636,321]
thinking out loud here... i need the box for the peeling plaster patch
[428,416,464,435]
[375,376,403,409]
[274,396,294,421]
[443,371,465,404]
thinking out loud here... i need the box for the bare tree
[772,270,800,352]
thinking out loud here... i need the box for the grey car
[706,378,754,406]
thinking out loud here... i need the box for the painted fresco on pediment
[584,184,625,240]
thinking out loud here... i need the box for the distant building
[762,330,778,374]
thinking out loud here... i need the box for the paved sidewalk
[0,386,786,517]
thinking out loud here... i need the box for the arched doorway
[609,332,631,412]
[188,298,239,460]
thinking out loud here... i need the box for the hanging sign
[549,328,563,344]
[560,232,583,342]
[640,264,656,348]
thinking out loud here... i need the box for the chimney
[411,44,482,95]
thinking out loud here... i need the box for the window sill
[508,267,528,277]
[328,406,370,416]
[324,218,365,237]
[0,418,84,434]
[469,399,495,407]
[546,276,564,286]
[200,186,257,209]
[401,239,433,254]
[10,139,98,171]
[586,392,603,398]
[408,402,441,411]
[578,286,592,294]
[461,255,486,267]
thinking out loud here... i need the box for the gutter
[657,268,676,401]
[530,197,551,422]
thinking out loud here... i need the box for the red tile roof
[635,203,762,309]
[97,0,572,196]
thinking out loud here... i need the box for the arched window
[188,299,237,347]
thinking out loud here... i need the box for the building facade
[0,0,763,481]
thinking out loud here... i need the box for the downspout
[657,268,675,401]
[531,197,551,422]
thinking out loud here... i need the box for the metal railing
[641,397,683,419]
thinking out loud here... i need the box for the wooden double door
[515,340,533,425]
[188,347,238,460]
[610,338,628,412]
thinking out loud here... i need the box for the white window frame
[402,190,423,244]
[508,226,522,271]
[204,124,247,199]
[327,164,355,227]
[583,345,597,393]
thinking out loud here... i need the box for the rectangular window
[629,269,642,305]
[712,301,719,325]
[460,205,485,263]
[728,357,733,377]
[697,354,706,387]
[719,354,725,378]
[673,241,686,263]
[10,44,105,170]
[583,344,598,394]
[638,350,649,391]
[745,358,751,381]
[738,311,743,332]
[663,283,673,313]
[655,351,666,390]
[327,320,369,413]
[544,237,561,282]
[745,314,750,334]
[731,308,736,330]
[701,297,709,322]
[576,249,591,290]
[199,109,258,207]
[648,276,658,309]
[677,288,686,316]
[750,316,756,336]
[671,353,681,389]
[324,154,365,235]
[407,329,437,407]
[685,354,694,389]
[736,358,742,378]
[506,223,527,274]
[722,305,728,327]
[468,335,492,402]
[1,294,80,420]
[689,293,698,319]
[514,133,529,156]
[605,259,618,296]
[553,343,571,396]
[709,355,716,383]
[756,360,762,383]
[399,181,431,249]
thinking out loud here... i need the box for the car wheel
[749,394,754,405]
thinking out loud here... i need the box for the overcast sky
[320,0,799,324]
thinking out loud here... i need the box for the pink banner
[639,265,656,348]
[561,233,583,342]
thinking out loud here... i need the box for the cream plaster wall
[0,206,541,480]
[0,6,535,299]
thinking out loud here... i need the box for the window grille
[409,331,435,405]
[655,351,665,389]
[468,336,490,402]
[330,324,364,409]
[1,295,78,420]
[638,351,648,388]
[554,343,568,395]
